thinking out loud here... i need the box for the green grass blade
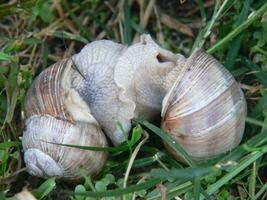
[225,0,250,70]
[248,161,256,198]
[47,126,142,153]
[208,2,267,54]
[148,166,214,180]
[32,177,56,199]
[0,52,13,61]
[241,56,267,87]
[0,192,4,200]
[42,41,49,70]
[49,30,88,43]
[245,117,267,128]
[191,0,219,51]
[62,2,91,40]
[0,0,37,16]
[260,113,267,134]
[196,0,206,22]
[163,182,193,200]
[134,119,196,167]
[123,0,132,45]
[251,94,267,118]
[5,88,18,125]
[221,127,267,164]
[194,177,201,200]
[231,67,249,77]
[75,0,114,38]
[252,183,267,200]
[200,187,211,200]
[205,149,267,197]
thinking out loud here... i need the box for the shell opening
[24,148,63,178]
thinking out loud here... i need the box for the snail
[22,34,247,180]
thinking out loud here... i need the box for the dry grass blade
[159,11,194,37]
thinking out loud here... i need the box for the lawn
[0,0,267,199]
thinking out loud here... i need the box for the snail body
[71,35,185,145]
[22,34,247,180]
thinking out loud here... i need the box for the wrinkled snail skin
[22,59,108,180]
[72,35,185,145]
[72,40,131,145]
[161,49,247,161]
[114,35,186,124]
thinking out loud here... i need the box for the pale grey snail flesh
[22,34,247,180]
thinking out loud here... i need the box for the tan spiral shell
[22,59,108,180]
[161,49,247,161]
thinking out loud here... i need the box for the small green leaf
[95,181,107,192]
[71,178,160,198]
[217,190,229,200]
[39,2,54,23]
[75,185,86,200]
[100,177,110,186]
[104,174,115,184]
[0,141,20,149]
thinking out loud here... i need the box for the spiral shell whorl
[161,49,247,161]
[24,59,74,122]
[23,115,108,179]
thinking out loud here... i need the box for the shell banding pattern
[161,49,247,161]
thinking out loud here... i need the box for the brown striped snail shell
[161,49,247,161]
[22,59,108,180]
